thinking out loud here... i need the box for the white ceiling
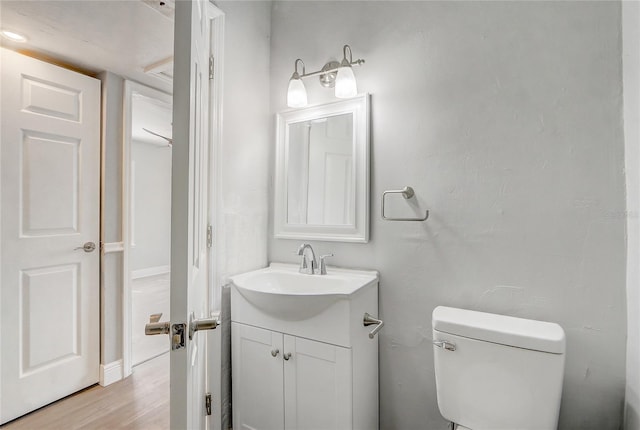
[0,0,175,93]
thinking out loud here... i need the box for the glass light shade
[335,66,357,98]
[287,78,308,108]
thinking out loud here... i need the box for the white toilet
[432,306,566,430]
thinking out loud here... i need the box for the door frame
[207,0,224,316]
[206,4,225,430]
[121,80,173,377]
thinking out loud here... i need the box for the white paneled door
[0,48,101,424]
[171,1,216,429]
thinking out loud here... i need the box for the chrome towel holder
[381,186,429,221]
[363,312,384,339]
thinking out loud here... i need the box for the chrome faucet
[296,243,317,275]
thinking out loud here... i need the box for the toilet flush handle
[433,340,456,351]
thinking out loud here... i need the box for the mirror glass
[286,113,354,226]
[274,95,369,243]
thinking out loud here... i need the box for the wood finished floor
[1,353,169,430]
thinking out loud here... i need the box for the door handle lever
[145,312,170,335]
[144,313,185,350]
[189,311,221,340]
[74,242,96,252]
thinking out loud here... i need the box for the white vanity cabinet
[230,263,380,430]
[232,323,352,430]
[232,324,285,429]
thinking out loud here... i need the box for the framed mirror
[274,94,370,242]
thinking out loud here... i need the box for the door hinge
[205,393,212,415]
[207,224,213,248]
[209,56,214,80]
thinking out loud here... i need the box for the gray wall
[623,3,640,429]
[214,0,271,289]
[268,2,627,429]
[98,71,124,365]
[213,2,272,429]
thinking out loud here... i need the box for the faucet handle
[318,254,334,275]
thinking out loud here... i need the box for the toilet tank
[432,306,566,430]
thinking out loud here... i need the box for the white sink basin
[230,263,379,346]
[230,263,378,320]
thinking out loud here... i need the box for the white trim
[131,265,170,280]
[122,80,172,379]
[209,4,224,313]
[129,160,136,248]
[143,56,174,84]
[102,241,124,253]
[99,359,124,386]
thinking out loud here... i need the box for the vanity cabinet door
[232,323,284,430]
[283,335,353,430]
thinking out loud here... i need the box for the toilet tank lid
[432,306,566,354]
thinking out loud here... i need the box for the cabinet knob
[283,352,292,361]
[271,349,279,357]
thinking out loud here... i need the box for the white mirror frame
[274,93,370,243]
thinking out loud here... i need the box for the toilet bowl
[432,306,566,430]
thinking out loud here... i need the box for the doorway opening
[124,82,173,370]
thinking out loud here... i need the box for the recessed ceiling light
[1,30,27,43]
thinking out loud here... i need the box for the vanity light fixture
[1,29,27,43]
[287,59,308,108]
[335,45,358,98]
[286,44,365,108]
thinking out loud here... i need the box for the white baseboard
[131,265,170,280]
[99,359,124,386]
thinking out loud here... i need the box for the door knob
[74,242,96,252]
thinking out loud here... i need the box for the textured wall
[214,2,272,430]
[215,0,271,290]
[268,2,627,429]
[623,3,640,429]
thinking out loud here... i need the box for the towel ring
[381,186,429,222]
